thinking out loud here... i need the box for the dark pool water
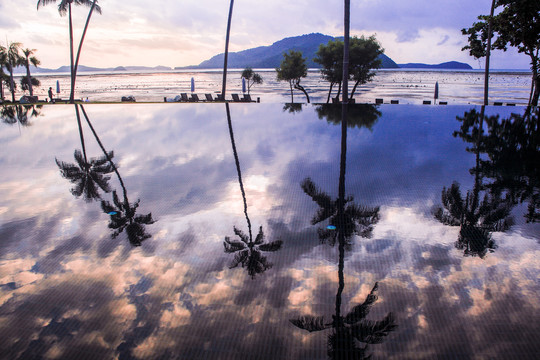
[0,103,539,359]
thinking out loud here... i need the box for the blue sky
[0,0,532,69]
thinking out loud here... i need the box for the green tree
[462,0,540,107]
[315,36,383,103]
[21,48,41,97]
[37,0,102,103]
[241,67,263,94]
[276,50,310,103]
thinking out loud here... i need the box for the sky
[0,0,532,70]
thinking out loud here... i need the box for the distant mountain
[13,65,173,74]
[398,61,472,70]
[190,33,399,69]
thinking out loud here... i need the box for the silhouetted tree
[223,103,282,277]
[1,104,41,126]
[21,48,40,96]
[55,105,113,202]
[77,104,155,246]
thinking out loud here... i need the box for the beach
[19,68,533,105]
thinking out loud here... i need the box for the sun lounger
[180,93,190,102]
[375,98,383,104]
[231,94,242,102]
[423,100,431,105]
[242,94,255,102]
[205,94,214,101]
[191,94,200,102]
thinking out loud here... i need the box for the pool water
[0,103,538,359]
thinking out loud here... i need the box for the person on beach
[48,87,54,102]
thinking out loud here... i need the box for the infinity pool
[0,103,538,359]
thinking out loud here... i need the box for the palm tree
[21,48,41,97]
[223,103,282,277]
[0,45,8,102]
[5,42,23,103]
[435,109,514,257]
[224,226,283,279]
[290,282,397,359]
[78,104,155,246]
[221,0,234,100]
[343,0,350,104]
[101,190,155,246]
[301,178,380,247]
[36,0,101,103]
[72,0,101,103]
[55,105,114,201]
[1,104,42,126]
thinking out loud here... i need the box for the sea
[15,68,534,105]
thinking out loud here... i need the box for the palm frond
[350,312,397,344]
[289,316,330,332]
[254,226,264,244]
[223,237,247,253]
[344,282,379,325]
[233,226,249,244]
[229,249,249,269]
[258,239,283,252]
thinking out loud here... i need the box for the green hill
[192,33,399,69]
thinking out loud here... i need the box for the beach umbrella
[434,81,439,101]
[191,77,195,93]
[242,77,246,93]
[56,80,60,94]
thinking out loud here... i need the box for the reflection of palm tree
[435,108,514,258]
[292,105,395,358]
[290,282,396,360]
[101,190,155,246]
[223,103,282,277]
[301,178,379,246]
[55,105,113,202]
[224,226,282,279]
[434,182,512,258]
[56,149,113,201]
[77,105,155,246]
[1,104,41,126]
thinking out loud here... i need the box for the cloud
[437,35,450,46]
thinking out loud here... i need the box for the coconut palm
[101,190,155,246]
[223,103,282,277]
[4,42,23,103]
[55,105,114,201]
[435,109,514,257]
[224,226,283,279]
[0,45,8,102]
[1,104,41,126]
[301,178,380,247]
[290,282,397,360]
[21,48,40,96]
[77,104,155,246]
[37,0,101,103]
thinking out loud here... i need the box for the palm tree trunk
[225,103,253,241]
[483,0,495,106]
[8,66,16,103]
[25,57,33,96]
[342,0,350,105]
[221,0,234,100]
[79,104,129,203]
[74,105,88,164]
[72,0,98,103]
[68,3,75,104]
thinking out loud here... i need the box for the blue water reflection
[0,103,538,359]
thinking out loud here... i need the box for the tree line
[0,43,41,103]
